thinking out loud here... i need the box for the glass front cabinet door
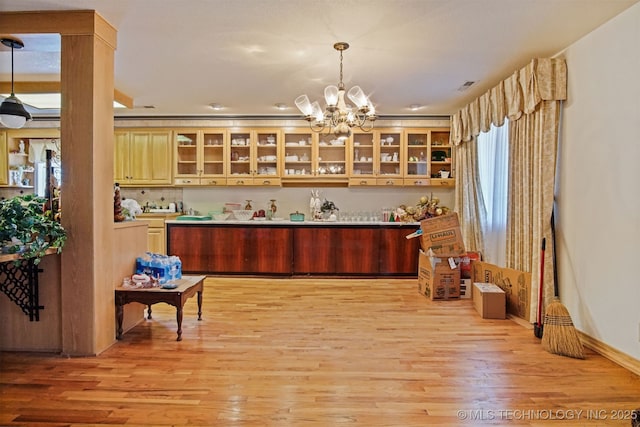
[174,129,227,186]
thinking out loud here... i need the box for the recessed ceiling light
[409,104,422,111]
[209,103,223,110]
[274,103,287,110]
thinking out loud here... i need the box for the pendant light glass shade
[0,37,32,129]
[0,95,32,129]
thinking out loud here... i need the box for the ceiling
[1,0,638,119]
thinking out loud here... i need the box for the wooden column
[0,11,118,355]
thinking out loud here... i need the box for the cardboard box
[418,250,461,300]
[460,278,472,299]
[471,260,531,322]
[419,213,466,257]
[472,282,506,319]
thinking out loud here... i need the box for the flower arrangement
[320,199,339,213]
[0,194,67,264]
[396,194,450,222]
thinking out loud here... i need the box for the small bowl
[212,212,231,221]
[232,210,254,221]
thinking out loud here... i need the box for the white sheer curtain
[477,120,509,266]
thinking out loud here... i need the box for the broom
[541,211,584,359]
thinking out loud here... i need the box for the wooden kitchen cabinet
[428,128,455,187]
[404,128,430,186]
[115,129,172,186]
[333,227,380,274]
[281,130,348,183]
[147,125,453,188]
[227,129,282,186]
[293,227,382,275]
[379,227,421,275]
[316,135,348,181]
[168,224,292,274]
[136,214,176,254]
[174,129,227,186]
[282,130,315,180]
[3,129,61,189]
[348,129,403,187]
[292,227,335,273]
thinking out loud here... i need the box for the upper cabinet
[281,129,347,183]
[404,129,431,186]
[109,125,454,188]
[174,129,227,186]
[227,129,282,187]
[115,129,172,186]
[375,129,403,186]
[427,128,454,187]
[349,131,375,184]
[404,127,454,187]
[348,128,403,187]
[2,129,61,189]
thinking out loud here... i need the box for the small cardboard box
[460,278,472,299]
[471,260,531,322]
[418,250,461,300]
[472,282,506,319]
[419,213,466,257]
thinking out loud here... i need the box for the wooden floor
[1,278,639,426]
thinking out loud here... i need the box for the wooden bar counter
[166,221,420,277]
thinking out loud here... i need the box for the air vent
[458,81,475,91]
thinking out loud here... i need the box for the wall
[120,186,454,221]
[0,253,61,351]
[559,2,640,360]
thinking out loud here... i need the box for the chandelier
[295,42,376,139]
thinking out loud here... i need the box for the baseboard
[578,331,640,377]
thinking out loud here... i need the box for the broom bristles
[542,298,584,359]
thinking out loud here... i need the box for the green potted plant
[0,194,67,265]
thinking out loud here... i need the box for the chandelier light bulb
[310,101,324,122]
[347,86,369,109]
[324,85,339,107]
[294,94,313,116]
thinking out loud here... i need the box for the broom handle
[551,209,559,298]
[538,237,546,325]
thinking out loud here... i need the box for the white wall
[559,2,640,359]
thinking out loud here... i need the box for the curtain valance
[451,58,566,145]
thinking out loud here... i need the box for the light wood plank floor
[1,278,639,426]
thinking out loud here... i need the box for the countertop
[165,219,419,226]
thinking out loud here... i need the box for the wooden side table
[115,275,205,341]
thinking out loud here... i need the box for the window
[477,120,509,266]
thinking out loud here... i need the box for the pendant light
[1,37,32,129]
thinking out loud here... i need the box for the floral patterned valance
[451,58,567,145]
